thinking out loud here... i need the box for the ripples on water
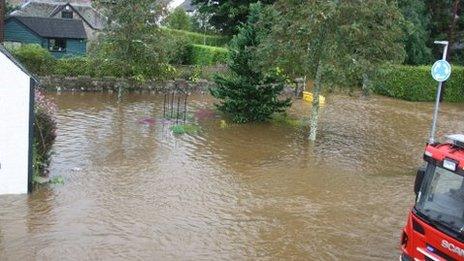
[1,92,464,260]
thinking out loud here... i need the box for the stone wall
[38,75,216,93]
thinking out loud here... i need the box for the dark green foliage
[398,0,432,65]
[186,44,228,65]
[426,1,464,63]
[10,44,54,76]
[164,7,192,31]
[373,65,464,102]
[165,28,230,47]
[210,3,291,123]
[192,0,275,35]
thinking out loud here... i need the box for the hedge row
[165,28,231,47]
[373,65,464,102]
[186,44,229,66]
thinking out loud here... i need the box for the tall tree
[192,0,275,35]
[210,3,291,123]
[262,0,405,141]
[398,0,432,65]
[164,7,192,31]
[94,0,169,99]
[427,0,464,61]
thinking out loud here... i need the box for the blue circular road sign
[431,60,452,82]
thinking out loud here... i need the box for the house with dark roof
[4,16,87,58]
[9,1,105,42]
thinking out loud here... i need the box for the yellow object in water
[302,91,326,104]
[220,120,228,129]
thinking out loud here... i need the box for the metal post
[170,91,175,119]
[163,93,167,118]
[183,93,188,123]
[429,41,449,144]
[176,94,181,124]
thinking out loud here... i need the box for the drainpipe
[0,0,5,43]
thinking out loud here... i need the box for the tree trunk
[0,0,5,43]
[309,60,323,142]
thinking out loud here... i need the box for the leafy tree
[164,7,192,31]
[426,0,464,62]
[210,3,291,123]
[6,2,19,14]
[262,0,405,141]
[93,0,171,99]
[192,0,275,35]
[398,0,432,65]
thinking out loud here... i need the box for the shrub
[165,28,231,47]
[54,57,94,77]
[10,44,54,76]
[34,90,57,177]
[372,65,464,102]
[186,44,228,66]
[164,7,192,31]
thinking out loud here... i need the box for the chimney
[0,0,4,43]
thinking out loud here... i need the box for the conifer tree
[210,3,291,123]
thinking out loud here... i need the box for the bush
[164,7,192,31]
[53,57,93,77]
[373,65,464,102]
[186,44,228,66]
[9,44,54,76]
[34,90,57,178]
[165,29,231,47]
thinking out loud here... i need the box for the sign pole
[429,41,450,144]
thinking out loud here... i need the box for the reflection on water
[1,92,464,260]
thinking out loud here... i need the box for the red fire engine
[400,41,464,261]
[401,135,464,260]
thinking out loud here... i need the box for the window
[48,38,66,52]
[62,11,73,19]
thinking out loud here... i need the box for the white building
[0,44,36,195]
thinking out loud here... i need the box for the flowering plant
[34,90,57,177]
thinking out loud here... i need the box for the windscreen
[416,166,464,234]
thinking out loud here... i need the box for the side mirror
[414,166,426,195]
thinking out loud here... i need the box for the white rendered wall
[0,52,31,195]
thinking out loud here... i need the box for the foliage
[34,90,57,178]
[9,44,54,76]
[192,0,276,35]
[5,2,19,14]
[186,44,228,65]
[398,0,432,65]
[164,7,192,31]
[262,0,405,140]
[93,0,169,80]
[170,124,200,135]
[373,65,464,102]
[165,28,230,47]
[426,1,464,63]
[210,3,291,123]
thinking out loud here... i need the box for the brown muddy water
[1,92,464,260]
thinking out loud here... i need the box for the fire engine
[400,41,464,261]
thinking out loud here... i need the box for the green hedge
[186,44,228,66]
[9,44,54,76]
[373,65,464,102]
[165,29,231,47]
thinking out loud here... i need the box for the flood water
[1,92,464,260]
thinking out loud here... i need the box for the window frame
[48,38,67,52]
